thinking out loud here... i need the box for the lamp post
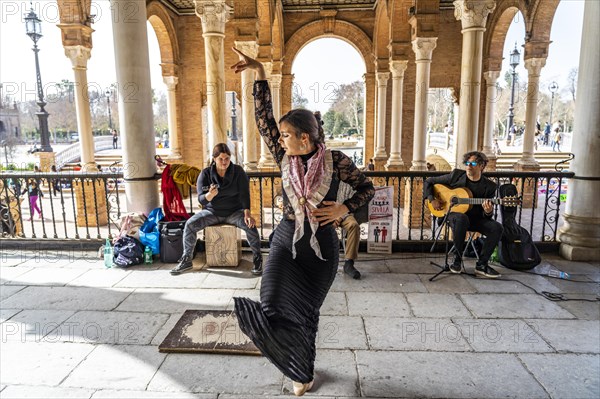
[24,4,52,152]
[105,88,113,130]
[548,81,559,126]
[506,43,520,138]
[230,91,238,141]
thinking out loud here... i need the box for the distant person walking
[112,129,118,149]
[552,129,563,152]
[23,179,43,220]
[543,122,551,145]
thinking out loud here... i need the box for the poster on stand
[367,186,393,254]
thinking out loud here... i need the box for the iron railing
[1,170,574,247]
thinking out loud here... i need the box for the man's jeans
[182,209,261,258]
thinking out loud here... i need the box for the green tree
[323,110,336,136]
[292,85,309,109]
[332,112,350,137]
[330,81,364,135]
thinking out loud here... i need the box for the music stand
[429,203,461,281]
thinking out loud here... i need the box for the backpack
[497,184,541,270]
[113,235,145,267]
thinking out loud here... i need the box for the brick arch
[282,20,374,75]
[146,0,179,70]
[528,0,560,42]
[484,0,527,71]
[373,0,391,61]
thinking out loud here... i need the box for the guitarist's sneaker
[475,263,501,278]
[449,256,462,274]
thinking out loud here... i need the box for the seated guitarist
[424,151,503,278]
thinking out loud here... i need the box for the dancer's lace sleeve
[253,80,285,165]
[333,151,375,212]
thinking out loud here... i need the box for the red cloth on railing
[161,164,190,221]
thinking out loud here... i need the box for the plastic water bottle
[490,246,499,263]
[103,238,113,268]
[548,269,570,279]
[144,246,153,264]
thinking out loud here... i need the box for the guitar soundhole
[450,196,459,205]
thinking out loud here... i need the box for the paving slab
[465,276,534,294]
[351,258,389,273]
[547,259,600,275]
[0,308,21,323]
[387,255,447,274]
[0,254,27,267]
[541,278,599,295]
[460,294,576,319]
[52,310,170,345]
[419,274,478,294]
[556,298,600,320]
[67,268,132,288]
[453,319,553,353]
[0,284,25,301]
[114,269,209,289]
[364,317,471,351]
[219,396,333,399]
[91,389,215,398]
[150,311,185,346]
[330,273,427,293]
[519,353,600,399]
[0,385,94,398]
[0,341,95,385]
[303,349,359,397]
[200,270,259,289]
[347,292,411,317]
[226,289,261,311]
[525,319,600,353]
[116,288,234,313]
[506,273,563,293]
[1,309,76,342]
[356,351,547,398]
[317,316,367,349]
[147,353,283,394]
[320,291,348,316]
[0,267,34,284]
[405,293,472,318]
[63,344,166,390]
[0,286,133,311]
[3,267,87,286]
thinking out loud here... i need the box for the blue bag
[139,208,164,255]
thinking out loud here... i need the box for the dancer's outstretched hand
[231,47,265,80]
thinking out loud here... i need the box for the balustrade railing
[55,137,115,170]
[1,170,574,247]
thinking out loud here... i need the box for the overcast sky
[0,0,585,113]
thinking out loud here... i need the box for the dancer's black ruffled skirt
[234,220,338,383]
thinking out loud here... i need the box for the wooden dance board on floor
[158,309,260,355]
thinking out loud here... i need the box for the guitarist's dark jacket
[423,169,497,219]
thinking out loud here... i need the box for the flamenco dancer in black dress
[231,48,375,396]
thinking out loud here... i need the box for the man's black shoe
[170,255,193,275]
[251,254,263,275]
[475,263,501,278]
[449,256,462,274]
[343,259,361,280]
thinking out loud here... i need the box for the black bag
[159,220,187,263]
[497,184,541,270]
[113,235,145,267]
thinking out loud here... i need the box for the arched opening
[291,38,367,165]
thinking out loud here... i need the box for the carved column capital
[389,60,408,78]
[64,45,91,69]
[524,57,547,77]
[270,73,282,88]
[411,38,437,61]
[483,70,500,85]
[262,62,273,79]
[234,40,258,58]
[376,72,390,87]
[195,0,231,35]
[163,76,179,91]
[454,0,496,30]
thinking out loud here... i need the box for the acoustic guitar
[426,184,521,218]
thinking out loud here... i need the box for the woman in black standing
[231,48,374,396]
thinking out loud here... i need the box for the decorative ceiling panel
[281,0,378,12]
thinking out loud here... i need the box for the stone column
[558,0,600,261]
[196,0,230,152]
[410,38,437,171]
[515,58,545,169]
[112,0,159,214]
[363,72,376,166]
[482,70,500,170]
[258,61,276,170]
[373,72,390,165]
[235,41,258,171]
[454,0,496,167]
[163,76,182,160]
[386,60,408,169]
[64,46,94,169]
[271,74,283,121]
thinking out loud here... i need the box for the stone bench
[204,224,241,267]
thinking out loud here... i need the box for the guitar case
[497,183,541,270]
